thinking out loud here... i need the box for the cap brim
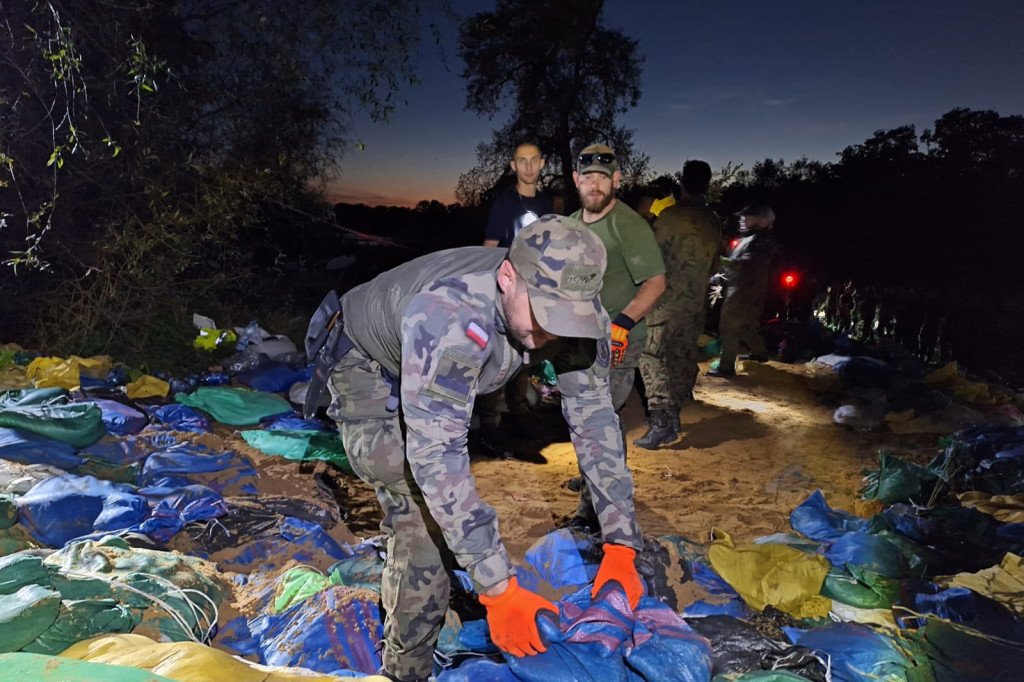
[526,285,605,339]
[577,164,614,177]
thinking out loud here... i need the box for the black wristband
[612,313,636,331]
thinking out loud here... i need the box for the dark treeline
[707,108,1024,386]
[718,108,1024,291]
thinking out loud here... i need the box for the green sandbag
[175,386,291,426]
[242,429,352,472]
[0,583,61,652]
[0,402,106,448]
[0,553,51,595]
[714,672,809,682]
[861,452,939,504]
[821,564,900,609]
[0,652,177,681]
[43,536,228,642]
[272,566,343,614]
[0,494,19,530]
[21,598,137,655]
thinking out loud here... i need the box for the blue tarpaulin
[0,427,84,470]
[16,474,149,547]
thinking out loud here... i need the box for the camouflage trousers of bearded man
[639,299,708,412]
[330,351,452,681]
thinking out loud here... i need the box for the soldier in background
[635,160,722,448]
[324,216,644,682]
[709,205,778,377]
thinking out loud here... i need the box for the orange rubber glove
[479,577,558,657]
[610,313,635,367]
[592,543,644,609]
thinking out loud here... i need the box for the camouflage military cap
[577,142,618,177]
[508,214,607,339]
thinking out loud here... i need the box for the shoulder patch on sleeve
[424,348,483,406]
[596,337,611,369]
[465,321,489,348]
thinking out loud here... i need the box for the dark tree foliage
[456,0,648,208]
[0,0,435,366]
[721,108,1024,291]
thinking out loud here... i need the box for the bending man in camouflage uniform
[635,160,722,448]
[326,216,644,682]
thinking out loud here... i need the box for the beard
[579,187,613,214]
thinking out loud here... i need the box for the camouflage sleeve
[554,335,643,550]
[399,290,514,593]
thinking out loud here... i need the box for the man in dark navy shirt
[483,142,554,248]
[477,142,556,441]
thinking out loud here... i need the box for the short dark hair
[681,160,712,195]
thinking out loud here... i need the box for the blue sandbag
[248,584,383,674]
[140,441,259,495]
[87,399,148,436]
[145,404,212,433]
[263,413,329,431]
[782,622,919,682]
[78,434,171,466]
[135,483,227,542]
[443,588,713,682]
[789,490,865,542]
[0,427,84,469]
[524,529,599,589]
[243,365,312,394]
[825,530,909,578]
[16,474,149,547]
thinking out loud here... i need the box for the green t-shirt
[572,200,665,342]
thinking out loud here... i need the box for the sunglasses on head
[578,152,616,166]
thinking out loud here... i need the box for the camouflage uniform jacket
[333,246,642,589]
[649,200,722,325]
[724,231,777,298]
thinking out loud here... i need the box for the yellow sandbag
[125,375,170,400]
[74,355,113,379]
[924,361,993,404]
[708,528,833,619]
[24,355,111,389]
[937,552,1024,616]
[61,634,392,682]
[26,357,81,389]
[958,491,1024,524]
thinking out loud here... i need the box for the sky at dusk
[327,0,1024,208]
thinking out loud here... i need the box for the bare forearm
[620,274,666,323]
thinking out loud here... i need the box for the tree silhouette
[457,0,647,207]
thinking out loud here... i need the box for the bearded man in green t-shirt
[568,142,666,529]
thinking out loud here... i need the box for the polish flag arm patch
[465,321,489,348]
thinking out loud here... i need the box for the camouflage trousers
[576,339,637,519]
[718,289,767,370]
[639,302,707,411]
[333,361,451,681]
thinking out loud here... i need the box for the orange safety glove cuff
[592,543,644,609]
